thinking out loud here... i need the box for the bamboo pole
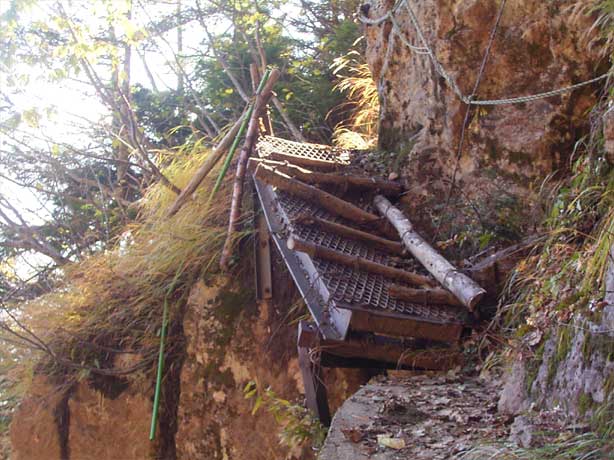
[249,63,273,135]
[209,69,273,203]
[388,284,464,307]
[374,195,486,311]
[287,236,434,287]
[166,109,247,217]
[293,214,404,255]
[254,164,397,239]
[249,158,402,194]
[220,69,281,270]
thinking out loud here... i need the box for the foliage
[244,380,327,450]
[330,49,379,149]
[460,414,614,459]
[5,150,235,385]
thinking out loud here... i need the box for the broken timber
[293,214,405,255]
[374,195,486,311]
[287,236,433,287]
[249,157,403,194]
[254,164,397,239]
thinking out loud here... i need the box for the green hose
[149,270,183,441]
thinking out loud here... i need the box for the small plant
[243,380,327,450]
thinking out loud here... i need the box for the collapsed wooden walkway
[251,136,487,425]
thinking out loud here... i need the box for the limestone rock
[498,358,529,416]
[508,415,534,448]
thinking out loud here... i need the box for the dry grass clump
[18,149,242,383]
[571,0,614,59]
[330,50,379,149]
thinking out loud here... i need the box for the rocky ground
[318,371,506,459]
[317,371,613,460]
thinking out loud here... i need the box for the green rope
[207,68,272,203]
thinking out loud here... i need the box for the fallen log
[249,158,402,194]
[220,69,281,270]
[254,164,397,239]
[388,284,464,307]
[293,214,404,255]
[374,195,486,311]
[287,236,434,287]
[166,109,247,217]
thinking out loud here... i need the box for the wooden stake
[166,110,247,217]
[388,284,464,307]
[220,69,281,270]
[249,63,273,135]
[374,195,486,311]
[254,164,397,239]
[249,158,402,194]
[293,214,404,255]
[287,236,434,287]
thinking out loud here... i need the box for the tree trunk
[374,195,486,311]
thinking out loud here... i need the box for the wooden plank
[336,303,466,343]
[267,150,347,170]
[293,214,405,255]
[254,164,397,238]
[287,236,434,287]
[253,196,273,301]
[298,338,331,426]
[299,321,462,370]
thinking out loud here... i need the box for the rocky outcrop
[10,267,366,460]
[364,0,602,180]
[498,247,614,421]
[10,376,153,460]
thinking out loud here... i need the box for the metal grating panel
[258,135,351,166]
[277,192,465,324]
[255,136,469,330]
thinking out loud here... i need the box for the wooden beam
[293,214,404,255]
[166,110,248,217]
[220,69,280,270]
[340,305,465,343]
[265,150,348,170]
[297,322,331,426]
[299,321,462,371]
[249,157,403,194]
[374,195,486,311]
[287,236,434,287]
[388,284,464,307]
[254,164,397,238]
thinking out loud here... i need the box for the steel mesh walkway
[254,136,470,343]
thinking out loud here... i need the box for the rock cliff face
[363,0,604,245]
[365,0,601,179]
[363,0,612,427]
[10,264,364,459]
